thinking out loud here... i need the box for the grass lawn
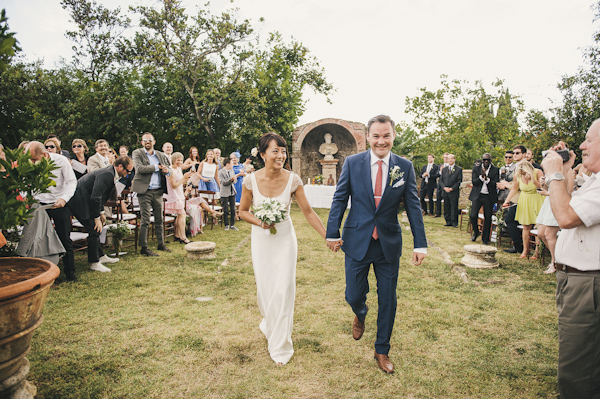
[28,205,559,398]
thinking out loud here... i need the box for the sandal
[519,254,528,259]
[544,263,556,274]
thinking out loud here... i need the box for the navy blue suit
[326,150,427,354]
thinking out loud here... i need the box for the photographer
[542,119,600,399]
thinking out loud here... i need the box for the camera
[542,148,570,162]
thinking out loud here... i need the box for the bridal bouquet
[253,198,288,235]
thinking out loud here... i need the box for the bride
[239,132,328,365]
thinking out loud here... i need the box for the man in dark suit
[433,152,449,217]
[67,156,133,272]
[326,115,427,374]
[440,153,462,227]
[468,153,499,244]
[132,132,172,256]
[420,153,439,215]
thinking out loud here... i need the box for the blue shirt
[146,150,162,190]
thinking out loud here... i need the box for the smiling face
[427,154,434,163]
[141,134,155,152]
[581,120,600,173]
[262,139,286,169]
[513,148,524,162]
[447,154,456,166]
[96,141,109,156]
[162,142,173,155]
[367,121,395,159]
[206,150,214,163]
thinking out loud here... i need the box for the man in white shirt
[542,119,600,399]
[26,141,77,281]
[433,152,449,217]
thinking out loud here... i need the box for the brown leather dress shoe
[352,316,365,340]
[374,351,394,374]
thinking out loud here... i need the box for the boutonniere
[389,166,404,187]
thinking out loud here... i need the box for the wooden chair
[197,190,223,229]
[105,197,139,253]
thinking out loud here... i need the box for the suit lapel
[378,154,397,209]
[360,151,376,209]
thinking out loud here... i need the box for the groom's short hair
[367,115,395,133]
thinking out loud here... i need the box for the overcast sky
[4,0,598,128]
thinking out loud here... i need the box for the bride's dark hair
[257,132,290,170]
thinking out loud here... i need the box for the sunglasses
[513,151,521,155]
[45,145,56,149]
[72,144,83,148]
[504,156,513,158]
[142,138,154,142]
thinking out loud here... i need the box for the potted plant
[107,221,132,256]
[0,147,60,399]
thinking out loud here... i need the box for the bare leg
[543,226,560,273]
[521,225,532,258]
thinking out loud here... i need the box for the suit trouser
[44,206,75,279]
[556,270,600,399]
[345,239,399,355]
[420,183,435,214]
[221,195,236,226]
[504,204,523,252]
[470,194,494,242]
[69,209,104,264]
[435,185,443,216]
[443,194,459,226]
[138,189,164,248]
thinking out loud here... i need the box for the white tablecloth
[304,185,350,209]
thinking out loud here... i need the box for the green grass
[27,206,559,398]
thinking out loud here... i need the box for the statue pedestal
[319,159,339,185]
[460,244,499,269]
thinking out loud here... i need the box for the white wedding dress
[246,171,301,364]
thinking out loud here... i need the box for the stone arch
[291,118,366,183]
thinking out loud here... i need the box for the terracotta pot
[0,257,59,397]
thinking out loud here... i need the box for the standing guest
[182,146,201,171]
[131,132,172,257]
[47,134,71,159]
[541,120,600,399]
[87,139,111,172]
[26,141,77,281]
[162,142,173,164]
[526,148,542,170]
[440,154,462,227]
[70,139,89,180]
[219,157,238,231]
[573,162,592,188]
[326,115,426,374]
[243,156,255,173]
[502,161,544,258]
[213,148,223,169]
[239,132,327,366]
[231,151,246,203]
[497,151,515,206]
[44,138,62,155]
[433,152,449,217]
[67,157,131,272]
[469,153,499,244]
[501,146,526,254]
[419,154,439,216]
[165,152,193,244]
[197,149,220,192]
[119,145,129,157]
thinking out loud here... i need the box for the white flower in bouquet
[253,198,288,235]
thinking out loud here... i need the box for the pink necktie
[373,160,383,239]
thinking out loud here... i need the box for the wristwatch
[545,173,565,185]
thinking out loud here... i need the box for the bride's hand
[259,221,275,229]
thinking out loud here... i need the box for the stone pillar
[319,159,339,185]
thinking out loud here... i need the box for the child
[219,157,238,231]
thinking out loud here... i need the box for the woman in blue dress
[197,149,220,193]
[231,151,247,203]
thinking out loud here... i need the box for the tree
[0,9,21,73]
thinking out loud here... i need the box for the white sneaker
[99,254,119,264]
[229,225,239,231]
[224,226,230,231]
[90,262,111,272]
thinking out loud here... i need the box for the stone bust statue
[319,133,338,161]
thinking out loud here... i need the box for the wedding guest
[197,149,220,192]
[231,151,246,203]
[440,154,462,227]
[526,148,542,170]
[502,161,544,258]
[107,148,118,165]
[119,145,129,157]
[70,139,89,179]
[162,142,173,164]
[47,134,71,159]
[434,152,449,217]
[184,185,223,236]
[501,146,526,254]
[469,153,499,244]
[182,146,201,171]
[219,157,238,231]
[213,148,223,169]
[44,138,62,155]
[87,139,111,172]
[165,152,194,244]
[243,156,255,173]
[419,153,439,216]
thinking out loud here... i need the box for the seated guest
[165,152,194,244]
[70,139,89,179]
[44,138,62,156]
[219,157,238,231]
[469,153,499,244]
[184,186,222,236]
[47,134,71,159]
[67,157,132,272]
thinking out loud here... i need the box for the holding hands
[326,239,343,252]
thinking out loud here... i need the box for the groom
[326,115,427,374]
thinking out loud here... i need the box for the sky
[3,0,598,129]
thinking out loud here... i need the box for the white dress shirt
[35,152,77,204]
[479,165,491,194]
[424,162,433,183]
[555,174,600,270]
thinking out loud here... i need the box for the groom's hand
[326,239,343,252]
[412,252,426,266]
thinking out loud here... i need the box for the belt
[147,188,162,192]
[555,263,600,273]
